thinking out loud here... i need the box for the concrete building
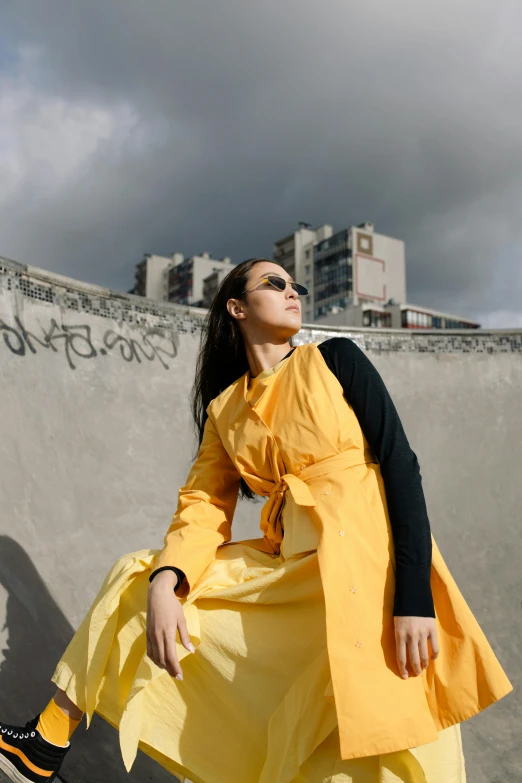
[130,252,234,306]
[130,224,479,329]
[130,253,176,302]
[273,221,333,323]
[202,266,231,308]
[323,300,480,329]
[273,222,479,329]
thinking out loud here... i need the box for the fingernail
[402,673,408,679]
[175,673,183,680]
[188,643,195,653]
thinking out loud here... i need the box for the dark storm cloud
[1,0,522,325]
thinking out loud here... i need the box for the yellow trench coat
[53,341,512,780]
[153,342,512,757]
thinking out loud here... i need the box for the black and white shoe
[0,715,70,783]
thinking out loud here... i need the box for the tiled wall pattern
[2,255,521,353]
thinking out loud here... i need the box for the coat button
[339,530,345,536]
[350,586,357,593]
[355,641,362,648]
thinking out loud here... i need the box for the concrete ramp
[0,256,520,782]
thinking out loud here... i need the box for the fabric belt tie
[261,448,377,553]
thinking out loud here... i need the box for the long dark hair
[190,257,294,501]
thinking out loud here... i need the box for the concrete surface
[0,260,520,782]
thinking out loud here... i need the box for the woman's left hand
[394,616,439,679]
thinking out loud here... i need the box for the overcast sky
[1,0,521,326]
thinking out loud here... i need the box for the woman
[0,258,513,783]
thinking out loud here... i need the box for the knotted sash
[260,448,377,554]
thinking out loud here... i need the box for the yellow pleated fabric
[52,544,466,783]
[51,342,512,781]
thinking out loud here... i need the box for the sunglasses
[243,274,308,296]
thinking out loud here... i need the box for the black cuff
[149,566,186,592]
[393,564,435,617]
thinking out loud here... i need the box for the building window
[403,309,436,329]
[363,310,391,328]
[357,233,373,255]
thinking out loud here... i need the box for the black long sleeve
[149,565,186,593]
[317,336,435,618]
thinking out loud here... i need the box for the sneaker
[0,715,70,783]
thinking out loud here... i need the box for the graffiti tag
[0,315,178,370]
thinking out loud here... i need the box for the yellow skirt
[52,543,466,783]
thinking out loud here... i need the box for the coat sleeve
[151,410,241,597]
[318,336,436,618]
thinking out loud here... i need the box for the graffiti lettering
[0,315,178,370]
[103,328,177,370]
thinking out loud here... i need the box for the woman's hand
[394,616,439,679]
[146,570,195,680]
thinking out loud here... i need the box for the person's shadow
[0,536,177,783]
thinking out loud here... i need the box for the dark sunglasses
[243,274,308,296]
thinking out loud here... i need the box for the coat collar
[243,345,298,407]
[208,343,312,420]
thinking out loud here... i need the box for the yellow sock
[36,697,81,747]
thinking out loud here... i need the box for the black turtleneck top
[151,337,435,618]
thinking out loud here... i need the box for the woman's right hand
[146,570,195,679]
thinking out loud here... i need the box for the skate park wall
[0,254,520,783]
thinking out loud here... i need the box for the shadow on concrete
[0,536,176,783]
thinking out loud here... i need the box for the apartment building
[273,222,479,329]
[130,252,234,306]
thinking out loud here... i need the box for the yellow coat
[152,341,513,761]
